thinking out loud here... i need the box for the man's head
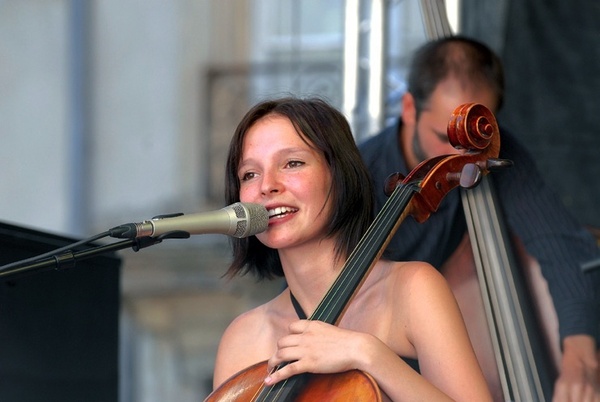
[400,36,504,169]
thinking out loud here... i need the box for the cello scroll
[385,103,512,223]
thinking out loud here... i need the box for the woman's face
[237,114,333,251]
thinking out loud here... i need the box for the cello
[205,103,507,401]
[419,1,558,401]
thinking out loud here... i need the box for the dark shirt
[359,119,600,342]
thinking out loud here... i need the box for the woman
[211,97,492,401]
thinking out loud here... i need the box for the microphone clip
[130,231,191,252]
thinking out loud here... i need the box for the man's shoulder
[497,125,537,165]
[358,121,401,162]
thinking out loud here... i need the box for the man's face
[411,78,498,164]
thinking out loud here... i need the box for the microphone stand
[0,231,189,280]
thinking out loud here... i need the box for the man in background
[359,36,600,401]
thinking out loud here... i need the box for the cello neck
[253,182,417,401]
[311,183,417,325]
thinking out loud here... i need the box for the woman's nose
[260,172,281,195]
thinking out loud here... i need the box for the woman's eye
[286,160,304,168]
[240,172,256,181]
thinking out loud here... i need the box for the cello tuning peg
[459,163,483,189]
[487,158,514,171]
[384,172,405,197]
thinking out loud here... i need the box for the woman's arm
[384,262,492,401]
[212,308,272,389]
[264,263,492,401]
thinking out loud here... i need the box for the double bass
[205,103,507,401]
[420,1,558,401]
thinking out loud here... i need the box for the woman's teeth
[268,206,297,218]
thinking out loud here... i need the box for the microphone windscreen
[232,203,269,238]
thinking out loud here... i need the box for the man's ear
[401,92,417,126]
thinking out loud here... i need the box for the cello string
[313,184,414,324]
[252,360,300,401]
[311,182,417,324]
[253,183,417,401]
[251,367,287,402]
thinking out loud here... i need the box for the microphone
[110,202,269,239]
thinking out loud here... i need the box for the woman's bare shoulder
[219,301,275,353]
[213,300,278,387]
[383,259,457,321]
[386,259,447,290]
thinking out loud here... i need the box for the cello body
[205,362,382,402]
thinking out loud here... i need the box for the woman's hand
[264,320,368,385]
